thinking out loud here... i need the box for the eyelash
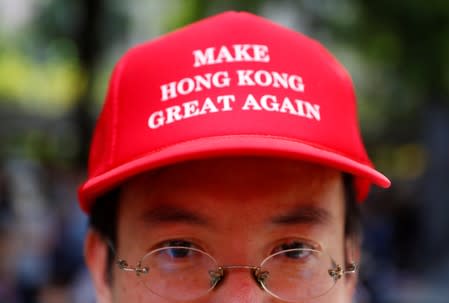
[161,239,193,247]
[157,239,202,251]
[270,238,319,253]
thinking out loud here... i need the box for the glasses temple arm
[344,262,358,274]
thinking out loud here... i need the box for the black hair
[89,188,120,282]
[88,173,360,282]
[343,173,361,239]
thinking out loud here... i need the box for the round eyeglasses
[116,246,358,302]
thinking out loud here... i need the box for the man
[79,11,390,303]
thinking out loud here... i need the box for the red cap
[78,11,390,213]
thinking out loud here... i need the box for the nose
[207,269,270,303]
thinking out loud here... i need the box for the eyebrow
[270,204,333,226]
[139,205,211,226]
[139,203,331,228]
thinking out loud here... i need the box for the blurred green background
[1,0,448,302]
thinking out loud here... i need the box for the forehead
[118,157,345,224]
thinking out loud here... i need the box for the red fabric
[78,11,390,213]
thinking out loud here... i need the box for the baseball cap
[78,11,390,213]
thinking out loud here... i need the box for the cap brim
[78,134,390,213]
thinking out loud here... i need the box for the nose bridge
[219,265,262,287]
[209,266,268,303]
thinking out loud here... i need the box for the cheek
[309,281,352,303]
[112,272,156,303]
[113,272,202,303]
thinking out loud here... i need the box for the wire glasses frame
[114,246,358,302]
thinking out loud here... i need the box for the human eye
[160,240,195,258]
[260,239,320,279]
[154,239,204,260]
[147,239,209,271]
[270,239,317,260]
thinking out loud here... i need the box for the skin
[85,157,358,303]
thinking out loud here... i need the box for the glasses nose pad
[208,268,224,287]
[253,268,270,289]
[328,265,343,282]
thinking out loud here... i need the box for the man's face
[86,157,357,303]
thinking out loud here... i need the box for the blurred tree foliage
[329,0,449,139]
[33,0,129,165]
[0,0,128,166]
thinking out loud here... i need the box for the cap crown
[79,11,389,212]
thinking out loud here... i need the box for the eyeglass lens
[139,246,217,301]
[258,248,336,301]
